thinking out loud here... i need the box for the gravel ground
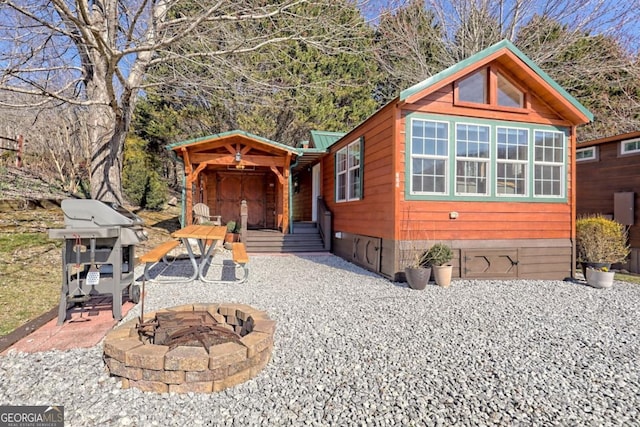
[1,253,639,426]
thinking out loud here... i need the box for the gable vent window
[458,68,487,104]
[497,73,524,108]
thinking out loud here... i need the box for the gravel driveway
[1,253,639,426]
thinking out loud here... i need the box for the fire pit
[103,304,275,393]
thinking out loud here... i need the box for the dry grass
[0,204,181,336]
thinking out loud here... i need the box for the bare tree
[373,0,640,139]
[0,0,372,203]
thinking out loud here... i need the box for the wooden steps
[244,222,327,253]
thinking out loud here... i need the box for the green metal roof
[308,130,346,151]
[399,39,593,122]
[165,129,300,154]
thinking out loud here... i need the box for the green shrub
[576,215,630,263]
[424,243,453,266]
[226,221,237,233]
[123,136,168,210]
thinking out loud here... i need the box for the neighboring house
[576,131,640,273]
[168,40,593,281]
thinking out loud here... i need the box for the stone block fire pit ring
[103,303,275,393]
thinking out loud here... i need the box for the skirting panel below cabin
[623,248,640,274]
[332,233,573,281]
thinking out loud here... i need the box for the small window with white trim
[621,138,640,155]
[335,139,362,202]
[576,147,596,161]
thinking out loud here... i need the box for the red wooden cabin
[308,40,592,280]
[169,40,593,280]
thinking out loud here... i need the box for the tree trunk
[88,104,126,203]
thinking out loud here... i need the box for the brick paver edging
[103,303,275,393]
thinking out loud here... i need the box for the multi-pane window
[455,124,490,195]
[410,120,448,194]
[336,139,362,202]
[621,138,640,155]
[408,114,567,201]
[576,147,596,161]
[534,130,564,197]
[496,127,528,196]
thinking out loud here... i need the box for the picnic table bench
[139,233,249,284]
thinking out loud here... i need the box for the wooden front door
[217,172,267,229]
[242,174,266,228]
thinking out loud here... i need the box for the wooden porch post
[182,147,194,226]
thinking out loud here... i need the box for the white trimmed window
[497,127,528,196]
[455,123,490,195]
[621,138,640,155]
[336,139,362,202]
[576,147,596,161]
[410,119,448,194]
[534,130,564,197]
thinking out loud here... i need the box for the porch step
[244,224,327,253]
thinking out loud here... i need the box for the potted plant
[403,248,431,290]
[224,220,238,245]
[585,266,615,289]
[424,243,454,288]
[576,214,629,288]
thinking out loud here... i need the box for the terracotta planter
[225,232,238,243]
[585,268,614,289]
[432,265,453,288]
[405,267,431,290]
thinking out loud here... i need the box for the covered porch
[167,130,299,233]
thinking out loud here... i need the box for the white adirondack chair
[193,203,222,225]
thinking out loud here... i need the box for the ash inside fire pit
[103,303,275,393]
[139,310,243,350]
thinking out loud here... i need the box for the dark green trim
[404,112,569,203]
[399,39,593,122]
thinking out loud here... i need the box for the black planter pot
[405,267,431,290]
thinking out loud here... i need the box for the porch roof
[308,130,346,150]
[166,129,300,155]
[291,130,345,172]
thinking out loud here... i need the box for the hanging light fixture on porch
[234,151,245,169]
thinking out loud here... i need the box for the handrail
[317,196,332,251]
[240,200,248,243]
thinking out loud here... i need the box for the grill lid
[61,199,144,228]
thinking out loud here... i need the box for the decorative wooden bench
[231,242,249,283]
[139,240,182,282]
